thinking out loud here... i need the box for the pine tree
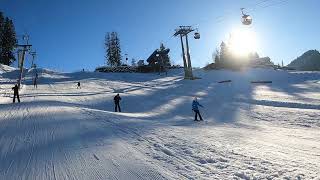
[0,12,5,64]
[1,17,17,65]
[219,41,238,68]
[112,32,122,66]
[219,41,227,62]
[248,52,259,60]
[213,48,220,64]
[105,32,122,67]
[159,43,171,66]
[105,33,113,66]
[131,58,136,66]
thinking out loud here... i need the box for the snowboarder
[12,84,20,103]
[114,93,121,112]
[192,97,203,121]
[77,81,81,89]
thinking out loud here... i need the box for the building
[249,57,274,68]
[137,60,145,67]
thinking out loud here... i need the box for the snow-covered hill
[0,67,319,179]
[0,64,22,103]
[288,50,320,71]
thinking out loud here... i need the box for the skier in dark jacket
[192,97,203,121]
[33,73,38,89]
[33,78,37,88]
[12,84,20,103]
[114,93,121,112]
[77,81,81,89]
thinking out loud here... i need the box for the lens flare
[228,28,258,57]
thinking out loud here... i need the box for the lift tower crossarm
[173,26,194,37]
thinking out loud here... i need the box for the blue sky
[1,0,319,71]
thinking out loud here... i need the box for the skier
[77,81,81,89]
[33,73,38,89]
[12,84,20,103]
[114,93,121,112]
[192,97,203,121]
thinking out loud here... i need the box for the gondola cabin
[194,32,200,39]
[241,8,252,25]
[242,14,252,25]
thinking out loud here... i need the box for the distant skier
[114,93,121,112]
[33,78,37,88]
[192,97,203,121]
[12,84,20,103]
[77,81,81,89]
[33,73,38,89]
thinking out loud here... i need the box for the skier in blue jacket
[192,97,203,121]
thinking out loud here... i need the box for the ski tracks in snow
[0,69,320,179]
[0,83,171,180]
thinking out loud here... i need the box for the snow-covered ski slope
[0,64,24,104]
[0,67,319,179]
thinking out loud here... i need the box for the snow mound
[0,64,17,74]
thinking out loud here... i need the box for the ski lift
[241,8,252,25]
[194,29,200,39]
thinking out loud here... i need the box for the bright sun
[228,28,258,57]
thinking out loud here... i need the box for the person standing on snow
[114,93,122,112]
[77,81,81,89]
[192,97,203,121]
[12,84,20,103]
[33,73,38,89]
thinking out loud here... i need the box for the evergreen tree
[248,52,259,60]
[216,39,263,69]
[112,32,122,66]
[105,33,112,66]
[219,41,243,69]
[0,17,17,65]
[213,48,220,64]
[159,43,171,66]
[0,12,4,62]
[219,41,228,62]
[219,41,233,67]
[111,32,122,66]
[131,58,136,66]
[105,32,122,67]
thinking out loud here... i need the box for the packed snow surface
[0,67,319,179]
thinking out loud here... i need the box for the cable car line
[145,0,289,65]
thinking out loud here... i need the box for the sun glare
[228,28,258,57]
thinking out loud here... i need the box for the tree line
[0,11,17,66]
[104,32,171,67]
[213,41,259,69]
